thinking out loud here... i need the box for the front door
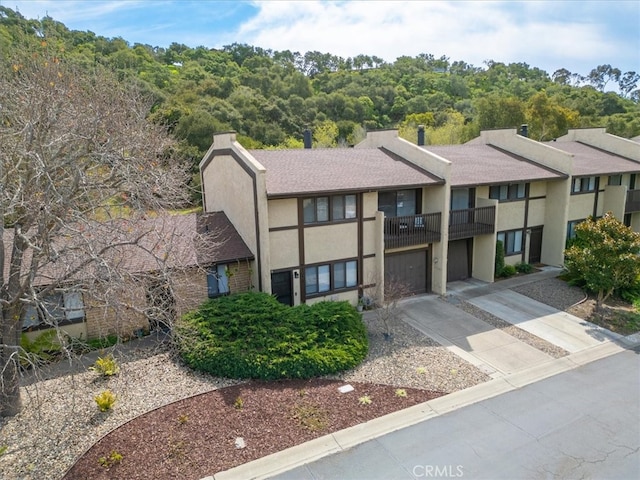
[528,226,543,264]
[271,271,293,306]
[447,239,472,282]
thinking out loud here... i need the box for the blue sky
[3,1,639,78]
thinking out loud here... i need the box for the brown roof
[423,144,566,186]
[547,140,640,176]
[2,212,253,287]
[248,147,443,197]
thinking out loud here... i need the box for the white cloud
[234,1,633,74]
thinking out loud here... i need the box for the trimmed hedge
[176,292,368,380]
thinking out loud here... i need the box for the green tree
[564,213,640,310]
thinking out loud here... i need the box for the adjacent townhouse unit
[200,127,640,307]
[16,212,253,342]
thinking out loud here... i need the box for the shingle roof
[2,212,253,287]
[248,147,443,197]
[423,144,566,186]
[547,140,640,176]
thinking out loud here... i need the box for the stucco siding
[496,201,526,231]
[568,193,596,220]
[527,198,547,226]
[304,224,358,264]
[268,198,297,229]
[269,230,300,269]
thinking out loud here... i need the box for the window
[22,291,85,331]
[378,189,419,218]
[608,175,622,186]
[497,230,523,255]
[305,260,357,295]
[571,176,597,193]
[303,194,357,224]
[489,183,526,201]
[566,219,585,240]
[207,264,230,297]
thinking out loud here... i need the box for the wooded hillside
[2,6,638,171]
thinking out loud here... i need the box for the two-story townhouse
[549,128,640,236]
[199,130,452,306]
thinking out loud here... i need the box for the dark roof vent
[303,129,312,149]
[520,124,528,138]
[417,125,425,146]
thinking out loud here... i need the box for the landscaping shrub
[176,292,368,380]
[499,264,517,278]
[515,262,533,274]
[495,240,505,277]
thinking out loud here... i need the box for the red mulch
[63,379,443,480]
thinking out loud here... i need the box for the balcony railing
[449,206,496,240]
[626,189,640,213]
[384,212,441,249]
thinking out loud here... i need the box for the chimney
[417,125,425,146]
[303,129,312,149]
[520,124,528,138]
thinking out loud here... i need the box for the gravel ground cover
[0,276,593,480]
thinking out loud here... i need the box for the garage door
[384,249,429,295]
[447,239,471,282]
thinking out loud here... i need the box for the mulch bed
[63,379,443,480]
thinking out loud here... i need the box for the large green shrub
[176,292,368,380]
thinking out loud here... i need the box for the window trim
[22,290,86,332]
[378,188,422,218]
[305,259,358,297]
[497,229,524,256]
[571,176,597,194]
[489,183,528,202]
[303,194,358,225]
[207,264,230,298]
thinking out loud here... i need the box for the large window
[489,183,527,201]
[303,194,356,224]
[23,291,85,331]
[567,219,586,241]
[571,176,597,194]
[497,230,523,255]
[207,264,230,298]
[608,175,622,186]
[305,260,357,295]
[378,189,419,218]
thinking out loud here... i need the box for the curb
[205,340,630,480]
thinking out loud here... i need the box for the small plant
[0,445,7,456]
[98,450,123,468]
[450,368,458,376]
[177,414,189,425]
[291,402,329,431]
[95,390,117,412]
[395,388,407,398]
[298,389,307,397]
[233,396,244,410]
[499,264,517,278]
[358,395,372,405]
[515,262,533,274]
[91,354,120,377]
[416,367,427,375]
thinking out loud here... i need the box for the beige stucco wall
[495,200,526,231]
[541,179,570,265]
[269,230,299,269]
[304,223,358,264]
[527,198,547,226]
[472,197,498,282]
[568,192,596,220]
[268,198,298,229]
[602,185,627,220]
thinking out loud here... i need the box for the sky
[2,0,639,78]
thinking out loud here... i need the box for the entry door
[447,239,472,282]
[528,227,543,264]
[271,271,293,306]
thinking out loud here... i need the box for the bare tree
[0,41,190,416]
[364,275,411,340]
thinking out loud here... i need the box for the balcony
[449,206,496,240]
[384,212,441,249]
[626,190,640,213]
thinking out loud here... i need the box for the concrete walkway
[209,267,640,480]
